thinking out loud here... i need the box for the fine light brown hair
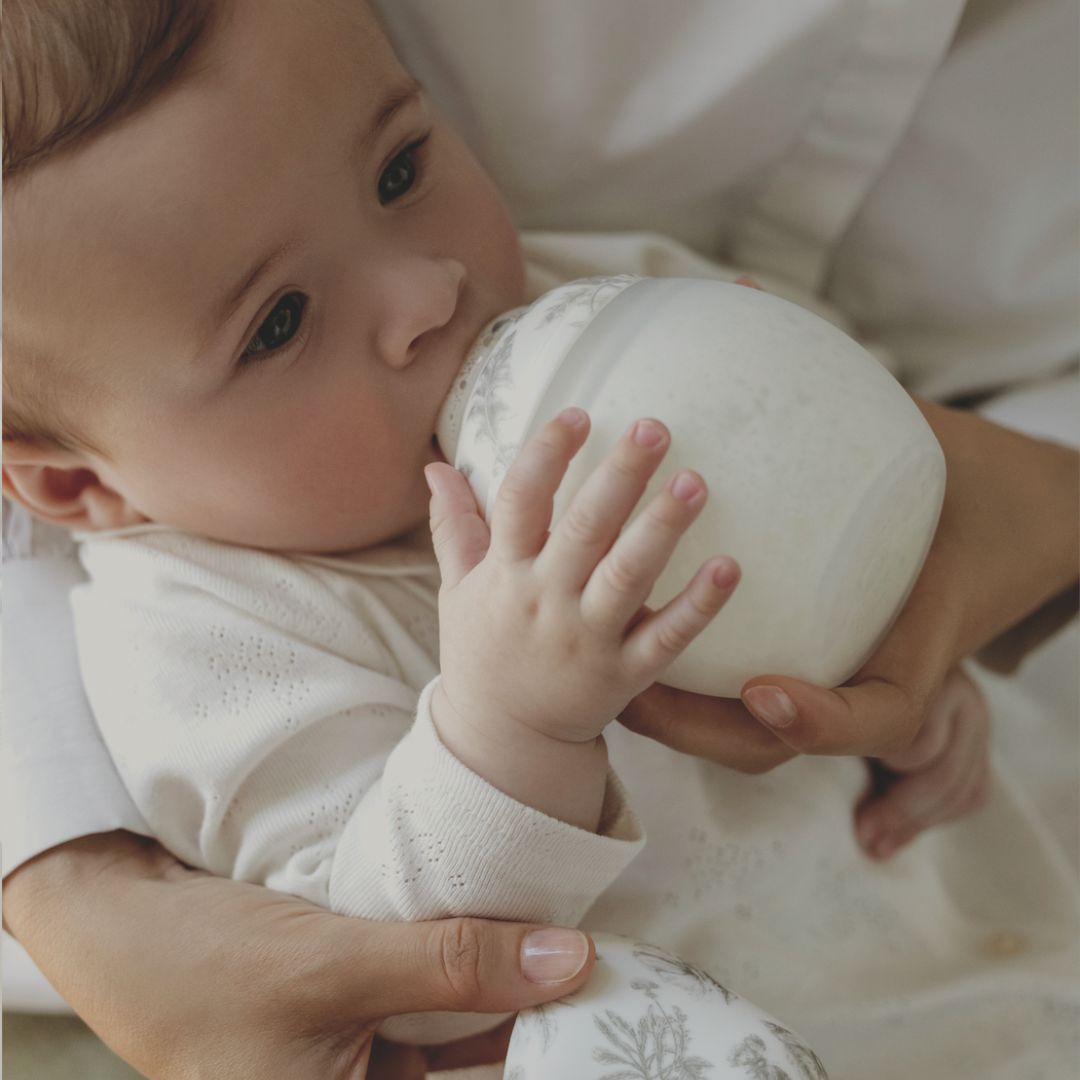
[2,0,218,446]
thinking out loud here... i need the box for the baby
[4,0,1009,1065]
[3,0,734,1037]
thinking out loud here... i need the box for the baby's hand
[854,666,991,860]
[426,409,739,751]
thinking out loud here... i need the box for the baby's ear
[2,437,148,531]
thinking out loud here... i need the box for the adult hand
[3,832,596,1080]
[618,682,794,775]
[739,400,1077,751]
[622,401,1077,852]
[854,665,991,860]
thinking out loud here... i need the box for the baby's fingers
[489,408,591,562]
[581,468,708,632]
[537,418,672,590]
[622,556,740,676]
[426,462,491,589]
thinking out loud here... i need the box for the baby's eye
[241,291,308,361]
[377,135,429,205]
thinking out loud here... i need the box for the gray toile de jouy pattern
[504,936,829,1080]
[449,275,639,516]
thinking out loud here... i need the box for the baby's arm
[427,408,739,831]
[71,534,635,940]
[69,413,734,942]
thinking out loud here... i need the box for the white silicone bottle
[436,276,945,696]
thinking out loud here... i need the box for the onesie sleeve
[330,678,642,922]
[71,532,643,933]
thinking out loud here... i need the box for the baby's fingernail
[632,418,666,448]
[743,685,798,729]
[669,471,702,501]
[711,557,739,589]
[558,407,588,428]
[423,464,441,497]
[521,928,590,984]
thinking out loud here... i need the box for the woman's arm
[3,831,595,1080]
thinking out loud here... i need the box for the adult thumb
[350,917,594,1021]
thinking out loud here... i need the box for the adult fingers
[855,678,990,858]
[855,740,990,859]
[618,685,796,774]
[370,1018,516,1079]
[740,675,927,758]
[343,918,594,1022]
[426,463,491,589]
[537,417,671,591]
[423,1018,517,1073]
[876,667,967,772]
[488,408,591,561]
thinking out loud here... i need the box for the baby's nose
[376,257,466,370]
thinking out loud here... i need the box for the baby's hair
[2,0,219,447]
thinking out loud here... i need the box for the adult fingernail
[521,928,590,984]
[743,685,798,729]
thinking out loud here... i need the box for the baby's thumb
[425,462,490,587]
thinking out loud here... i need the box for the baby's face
[7,0,525,551]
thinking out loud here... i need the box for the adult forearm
[4,831,602,1080]
[917,397,1079,661]
[4,833,188,1068]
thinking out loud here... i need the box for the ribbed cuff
[329,677,644,922]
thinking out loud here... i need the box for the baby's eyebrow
[210,77,424,342]
[216,238,305,336]
[352,77,424,164]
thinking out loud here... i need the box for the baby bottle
[504,932,829,1079]
[435,276,945,697]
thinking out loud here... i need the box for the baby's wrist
[430,680,610,831]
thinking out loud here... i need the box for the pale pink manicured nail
[632,418,665,448]
[558,407,588,428]
[669,471,701,501]
[743,685,798,729]
[521,928,590,984]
